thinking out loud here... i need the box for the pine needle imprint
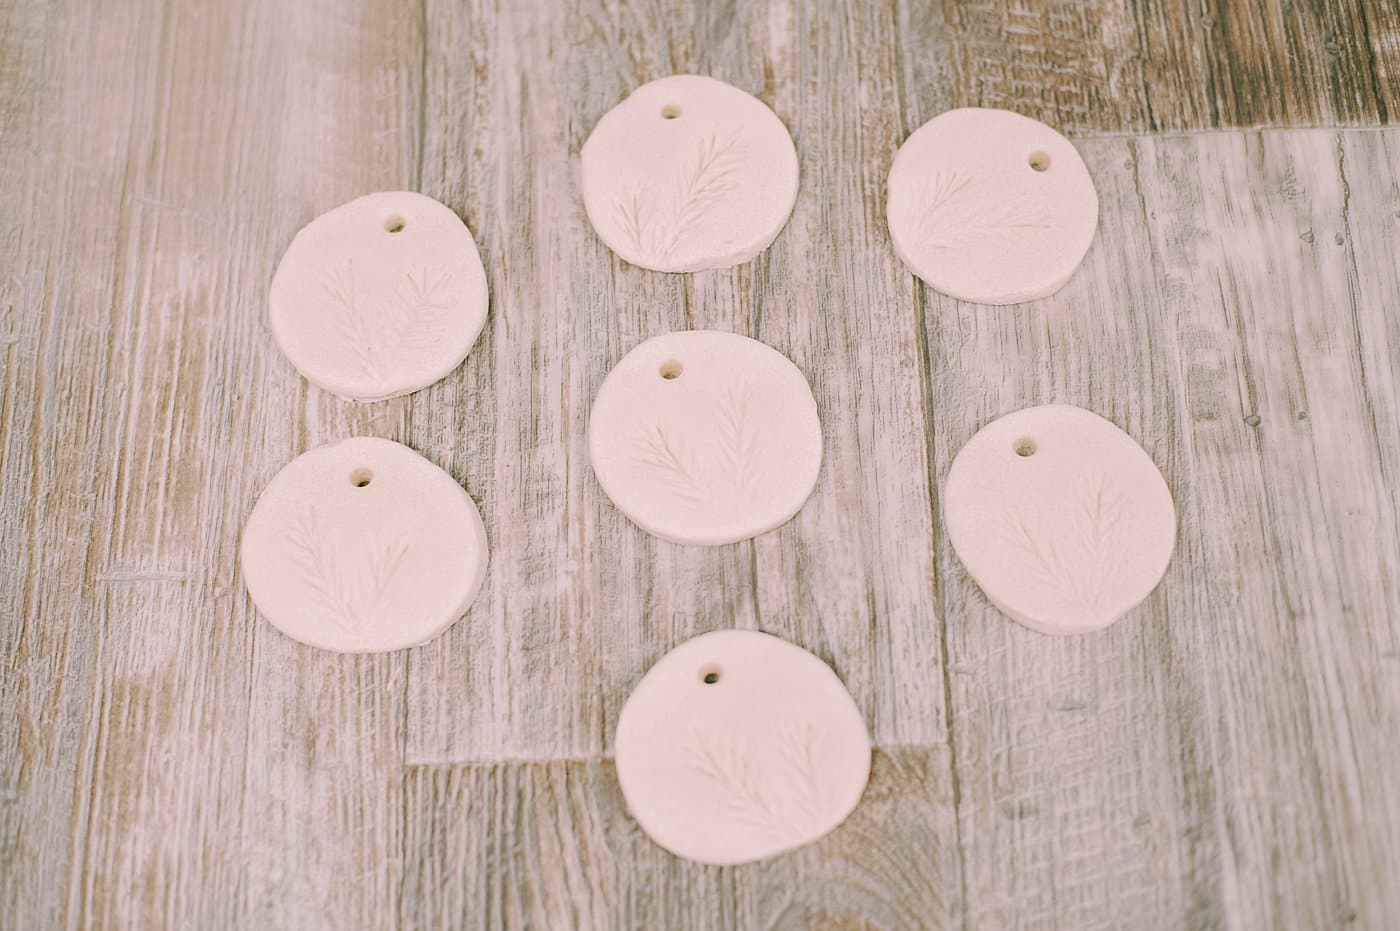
[320,262,456,382]
[1006,469,1127,614]
[613,188,650,257]
[284,506,410,632]
[773,720,825,823]
[687,727,817,841]
[634,424,706,504]
[906,169,1048,253]
[322,261,377,380]
[610,133,744,264]
[716,379,762,504]
[632,380,774,511]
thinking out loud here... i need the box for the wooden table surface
[3,1,1398,928]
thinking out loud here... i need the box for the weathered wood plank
[400,748,955,931]
[1,1,154,926]
[232,0,425,927]
[895,0,1400,135]
[1131,127,1400,929]
[0,0,426,927]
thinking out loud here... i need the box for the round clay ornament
[241,436,489,653]
[615,630,871,865]
[269,191,489,401]
[581,75,799,272]
[887,108,1099,304]
[944,405,1176,635]
[588,330,822,545]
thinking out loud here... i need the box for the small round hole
[659,360,683,380]
[385,215,406,233]
[1014,438,1036,458]
[661,105,682,120]
[350,468,374,487]
[699,665,721,685]
[1028,151,1051,172]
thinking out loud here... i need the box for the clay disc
[241,437,488,652]
[614,630,871,865]
[887,108,1098,304]
[269,191,488,401]
[588,330,822,545]
[944,404,1176,634]
[581,75,799,272]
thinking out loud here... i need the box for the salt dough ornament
[944,404,1176,635]
[615,630,871,865]
[269,191,488,401]
[588,330,822,545]
[241,436,488,653]
[581,75,799,272]
[887,108,1098,304]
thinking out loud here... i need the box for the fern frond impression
[716,380,762,503]
[1006,469,1128,615]
[687,728,805,841]
[284,507,357,631]
[319,263,456,385]
[659,133,743,257]
[907,170,1048,253]
[634,425,706,504]
[610,133,744,264]
[390,266,453,351]
[613,188,648,256]
[282,506,410,633]
[322,261,380,380]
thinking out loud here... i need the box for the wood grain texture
[896,0,1400,135]
[401,748,955,930]
[1,0,1398,929]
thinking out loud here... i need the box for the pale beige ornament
[615,630,871,865]
[588,330,822,546]
[887,108,1098,304]
[582,75,799,272]
[270,191,488,401]
[241,437,488,652]
[945,404,1176,634]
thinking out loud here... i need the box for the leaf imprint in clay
[588,330,822,546]
[614,630,871,865]
[887,108,1099,304]
[269,191,488,401]
[581,75,799,272]
[240,437,489,653]
[944,405,1176,634]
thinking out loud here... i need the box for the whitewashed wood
[1130,128,1400,928]
[2,0,421,927]
[238,1,422,927]
[3,0,1400,929]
